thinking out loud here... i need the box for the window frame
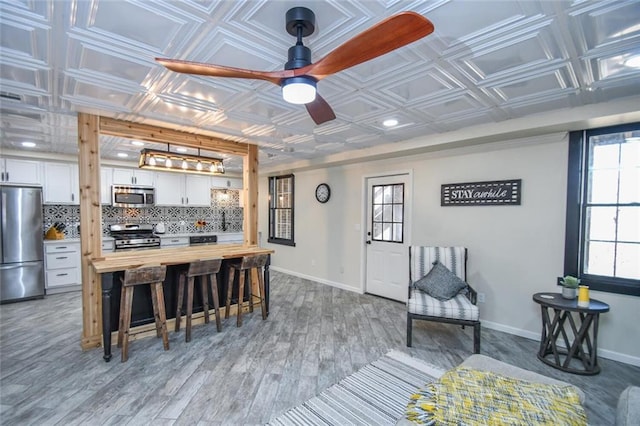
[564,122,640,296]
[268,174,296,247]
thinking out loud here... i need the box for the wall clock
[315,183,331,203]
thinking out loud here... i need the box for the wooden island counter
[91,244,274,362]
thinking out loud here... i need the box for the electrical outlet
[477,293,486,303]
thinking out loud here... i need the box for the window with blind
[268,174,295,246]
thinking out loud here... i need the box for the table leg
[264,254,270,316]
[590,313,601,373]
[101,272,114,362]
[565,312,592,368]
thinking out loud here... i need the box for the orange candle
[578,285,590,308]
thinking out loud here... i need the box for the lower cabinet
[217,233,244,244]
[44,241,81,293]
[160,236,189,248]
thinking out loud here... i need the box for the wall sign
[441,179,521,206]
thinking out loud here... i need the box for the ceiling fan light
[625,54,640,68]
[282,76,317,104]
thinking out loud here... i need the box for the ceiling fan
[156,8,434,125]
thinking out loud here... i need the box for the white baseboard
[269,269,640,367]
[479,320,640,367]
[270,266,363,294]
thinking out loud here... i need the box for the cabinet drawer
[102,240,115,252]
[161,237,189,247]
[46,252,77,269]
[45,243,80,254]
[46,268,79,287]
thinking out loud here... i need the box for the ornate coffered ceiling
[1,0,639,173]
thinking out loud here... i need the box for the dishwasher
[189,235,218,246]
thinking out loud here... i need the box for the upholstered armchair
[407,246,481,353]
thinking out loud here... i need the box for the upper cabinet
[0,158,42,185]
[211,177,242,189]
[112,168,155,186]
[43,162,79,204]
[101,167,113,204]
[185,175,212,206]
[154,172,183,206]
[155,173,211,207]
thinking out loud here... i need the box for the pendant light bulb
[182,159,188,169]
[196,161,203,171]
[149,156,156,166]
[166,158,172,168]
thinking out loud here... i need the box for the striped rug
[268,350,445,426]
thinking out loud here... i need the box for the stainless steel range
[109,224,160,251]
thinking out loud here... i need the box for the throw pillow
[414,261,467,300]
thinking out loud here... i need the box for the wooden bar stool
[225,254,268,327]
[117,265,168,362]
[175,258,223,342]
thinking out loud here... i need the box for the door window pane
[371,183,404,243]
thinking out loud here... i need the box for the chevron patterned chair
[407,246,481,353]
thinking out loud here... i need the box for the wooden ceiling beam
[99,117,249,156]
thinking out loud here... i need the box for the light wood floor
[1,271,638,425]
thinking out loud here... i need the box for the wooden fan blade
[299,12,434,80]
[305,94,336,125]
[155,58,292,85]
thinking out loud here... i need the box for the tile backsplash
[44,189,243,238]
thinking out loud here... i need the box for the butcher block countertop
[91,244,274,274]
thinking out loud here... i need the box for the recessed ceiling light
[117,153,128,158]
[624,55,640,68]
[175,147,188,153]
[383,118,398,127]
[131,141,144,146]
[21,141,36,148]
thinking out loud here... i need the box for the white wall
[260,132,640,365]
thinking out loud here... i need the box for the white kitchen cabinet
[160,236,189,247]
[211,177,242,189]
[101,167,113,204]
[102,238,115,253]
[112,168,155,186]
[43,162,79,204]
[185,175,212,206]
[155,172,211,207]
[0,158,42,185]
[216,233,244,244]
[155,172,184,206]
[44,241,81,293]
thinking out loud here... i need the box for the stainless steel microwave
[111,185,155,208]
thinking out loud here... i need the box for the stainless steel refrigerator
[0,185,45,303]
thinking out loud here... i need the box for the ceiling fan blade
[300,12,434,80]
[155,58,291,85]
[305,94,336,125]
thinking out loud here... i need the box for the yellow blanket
[406,366,587,425]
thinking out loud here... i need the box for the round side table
[532,292,609,375]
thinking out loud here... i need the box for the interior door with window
[365,174,411,302]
